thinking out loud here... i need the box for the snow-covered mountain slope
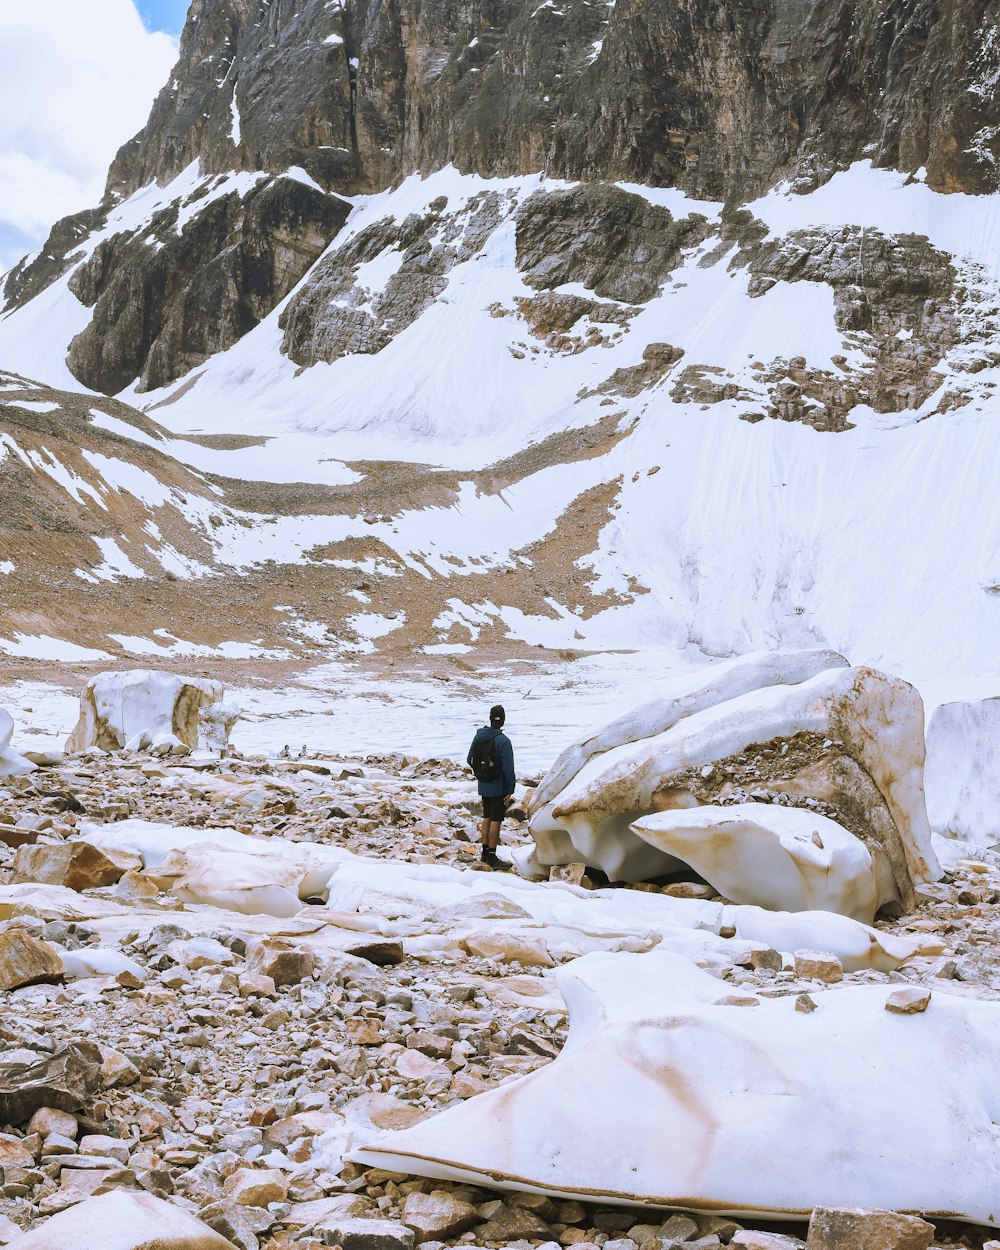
[2,158,1000,689]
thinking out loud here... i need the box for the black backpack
[471,734,500,782]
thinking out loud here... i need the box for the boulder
[12,842,125,892]
[0,709,34,777]
[528,655,937,905]
[351,949,1000,1223]
[0,1042,103,1124]
[66,670,238,755]
[4,1189,239,1247]
[804,1207,934,1250]
[0,930,64,991]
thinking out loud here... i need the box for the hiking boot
[481,848,510,871]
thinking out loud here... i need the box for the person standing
[467,704,515,870]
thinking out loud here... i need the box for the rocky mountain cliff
[3,0,999,396]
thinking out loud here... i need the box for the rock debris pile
[0,656,997,1246]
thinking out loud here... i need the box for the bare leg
[486,820,502,851]
[479,816,491,847]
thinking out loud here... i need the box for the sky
[0,1,188,275]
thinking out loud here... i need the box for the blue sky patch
[136,0,189,37]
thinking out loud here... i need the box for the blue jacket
[468,726,515,798]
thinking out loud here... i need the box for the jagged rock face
[282,188,514,366]
[1,207,108,313]
[109,0,1000,203]
[67,176,349,392]
[515,186,710,303]
[282,183,709,367]
[733,225,958,424]
[107,0,360,197]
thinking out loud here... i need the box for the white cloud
[0,1,177,266]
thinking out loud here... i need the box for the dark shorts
[482,795,506,822]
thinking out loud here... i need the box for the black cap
[489,704,505,727]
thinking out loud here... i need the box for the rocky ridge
[4,0,1000,401]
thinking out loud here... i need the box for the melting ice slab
[353,949,1000,1225]
[66,669,238,755]
[0,709,34,777]
[528,652,939,906]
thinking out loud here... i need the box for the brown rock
[238,973,277,999]
[884,987,931,1014]
[0,929,64,991]
[223,1167,289,1207]
[476,1204,554,1241]
[114,870,161,901]
[805,1206,934,1250]
[549,863,589,886]
[12,841,125,892]
[27,1106,78,1139]
[245,938,315,986]
[793,951,844,983]
[345,1018,382,1046]
[344,937,404,966]
[402,1191,480,1242]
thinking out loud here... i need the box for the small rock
[40,1131,78,1155]
[658,1215,699,1241]
[245,938,315,986]
[316,1216,416,1250]
[549,863,588,886]
[114,870,161,901]
[78,1133,131,1164]
[747,948,783,973]
[99,1047,140,1088]
[795,994,818,1014]
[793,951,844,983]
[200,1198,275,1250]
[402,1191,480,1242]
[731,1232,805,1249]
[167,936,235,970]
[239,973,277,999]
[28,1107,78,1139]
[885,987,931,1015]
[463,933,553,967]
[805,1206,934,1250]
[477,1205,554,1241]
[223,1166,289,1207]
